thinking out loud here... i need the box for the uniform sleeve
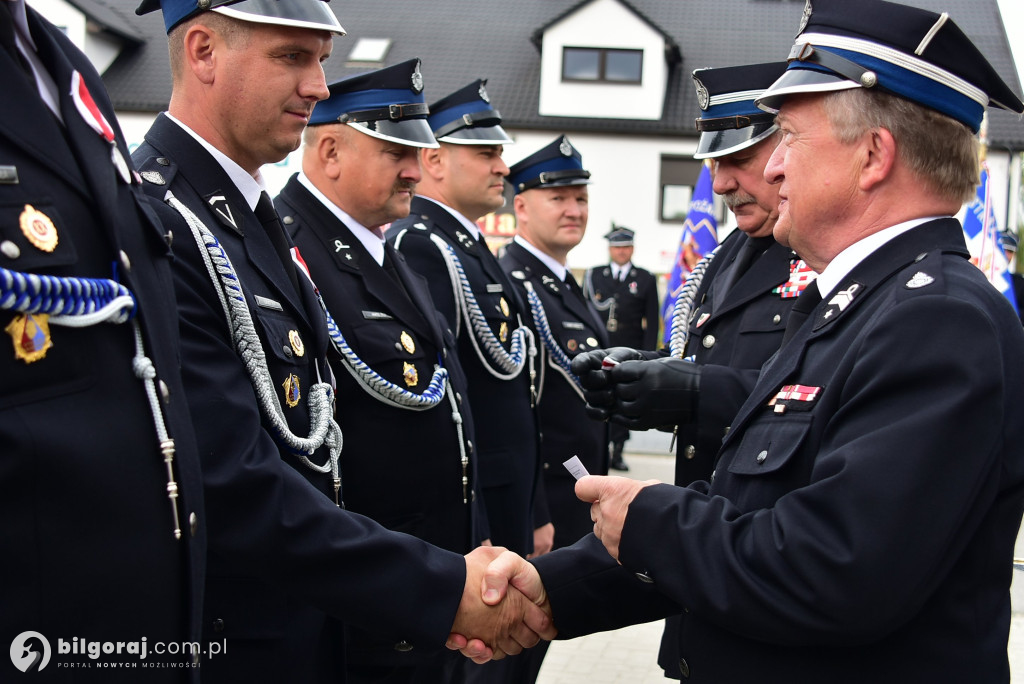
[153,200,467,648]
[617,293,1012,645]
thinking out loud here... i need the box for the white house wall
[538,0,668,120]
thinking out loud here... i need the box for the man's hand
[528,523,555,558]
[449,549,555,662]
[575,475,657,560]
[607,357,701,429]
[570,347,648,421]
[447,547,556,663]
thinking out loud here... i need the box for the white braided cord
[523,280,585,401]
[668,245,720,358]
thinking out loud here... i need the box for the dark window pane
[563,48,600,80]
[605,50,642,82]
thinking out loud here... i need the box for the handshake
[569,347,702,430]
[449,473,657,663]
[448,546,553,663]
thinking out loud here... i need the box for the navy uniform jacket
[0,11,205,681]
[674,230,801,487]
[275,176,477,666]
[658,231,808,677]
[500,240,608,549]
[133,115,466,683]
[582,263,659,350]
[534,219,1024,682]
[389,197,544,554]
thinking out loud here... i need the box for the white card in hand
[563,455,590,480]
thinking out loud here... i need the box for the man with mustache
[274,59,486,683]
[132,3,551,681]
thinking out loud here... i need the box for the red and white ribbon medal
[71,71,131,184]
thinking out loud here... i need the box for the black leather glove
[608,357,701,430]
[571,348,648,421]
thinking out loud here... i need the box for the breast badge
[5,313,52,363]
[288,329,305,357]
[19,205,58,252]
[403,362,419,387]
[499,321,509,343]
[282,374,301,408]
[400,330,416,354]
[499,297,510,317]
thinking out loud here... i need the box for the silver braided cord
[165,193,342,492]
[523,280,585,401]
[668,245,721,358]
[427,233,537,380]
[0,247,183,536]
[582,268,614,312]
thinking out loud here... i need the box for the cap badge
[6,312,52,363]
[559,138,573,157]
[479,83,490,104]
[694,76,710,111]
[797,0,812,35]
[403,362,419,387]
[400,330,416,354]
[19,205,58,252]
[411,63,424,94]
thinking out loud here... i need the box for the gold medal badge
[288,329,305,357]
[499,321,508,343]
[5,312,52,363]
[282,374,301,408]
[499,297,510,317]
[403,362,419,387]
[400,330,415,354]
[19,205,58,252]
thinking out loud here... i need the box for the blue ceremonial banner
[661,163,718,344]
[963,163,1018,313]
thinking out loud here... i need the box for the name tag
[362,311,393,320]
[486,284,504,293]
[0,166,18,184]
[254,295,283,311]
[562,321,585,330]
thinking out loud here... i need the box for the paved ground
[535,451,1024,683]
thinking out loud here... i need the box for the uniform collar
[815,216,946,298]
[418,195,482,240]
[514,234,566,280]
[165,112,267,211]
[297,171,385,266]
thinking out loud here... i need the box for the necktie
[254,192,300,293]
[780,280,822,345]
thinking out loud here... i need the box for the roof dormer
[533,0,681,120]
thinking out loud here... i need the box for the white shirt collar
[165,112,267,212]
[514,235,566,281]
[815,217,946,298]
[9,0,62,120]
[418,196,482,240]
[612,262,632,279]
[297,172,385,266]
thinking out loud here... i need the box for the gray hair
[822,88,979,204]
